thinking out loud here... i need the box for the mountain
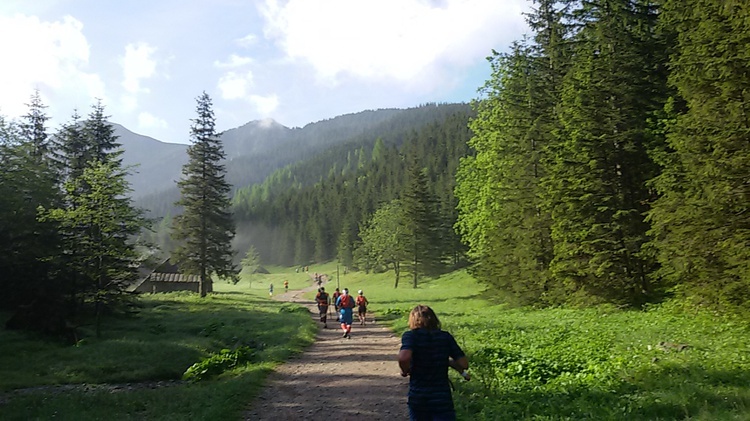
[120,103,470,217]
[115,123,187,197]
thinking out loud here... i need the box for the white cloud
[0,14,105,118]
[138,111,168,129]
[217,71,254,100]
[250,94,279,116]
[214,54,254,69]
[121,42,157,94]
[259,0,527,89]
[236,33,258,48]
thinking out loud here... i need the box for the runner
[269,283,274,297]
[398,305,470,420]
[315,287,330,328]
[356,290,369,326]
[284,279,289,293]
[332,288,342,321]
[336,288,356,339]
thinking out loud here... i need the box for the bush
[182,346,256,381]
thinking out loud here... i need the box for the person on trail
[315,287,330,328]
[332,288,342,321]
[356,290,369,326]
[284,280,289,293]
[398,305,470,421]
[336,288,355,338]
[317,275,323,287]
[269,283,274,297]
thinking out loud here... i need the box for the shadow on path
[244,276,410,420]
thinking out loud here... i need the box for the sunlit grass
[2,264,750,420]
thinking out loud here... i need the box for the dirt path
[243,279,409,420]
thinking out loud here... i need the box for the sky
[0,0,531,144]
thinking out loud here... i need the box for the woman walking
[398,305,470,421]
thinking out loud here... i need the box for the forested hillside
[137,104,468,218]
[232,106,473,278]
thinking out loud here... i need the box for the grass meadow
[325,263,750,420]
[0,269,316,420]
[1,263,750,420]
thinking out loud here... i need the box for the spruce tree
[20,89,51,160]
[172,92,237,296]
[546,0,666,304]
[40,102,144,334]
[42,160,145,337]
[0,115,62,310]
[649,0,750,307]
[402,158,442,287]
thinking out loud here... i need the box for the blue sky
[0,0,530,144]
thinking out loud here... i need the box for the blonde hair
[408,305,441,330]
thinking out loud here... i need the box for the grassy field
[323,263,750,420]
[0,269,317,420]
[2,263,750,420]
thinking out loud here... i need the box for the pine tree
[546,0,666,304]
[83,100,123,165]
[648,0,750,308]
[241,245,261,275]
[172,92,237,296]
[454,0,575,305]
[402,158,442,287]
[20,90,51,160]
[0,115,62,311]
[41,160,145,337]
[50,111,86,183]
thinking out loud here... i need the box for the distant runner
[356,290,369,326]
[315,287,330,328]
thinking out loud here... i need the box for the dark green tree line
[647,0,750,309]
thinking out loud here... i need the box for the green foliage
[0,115,62,310]
[402,157,444,286]
[647,0,750,309]
[240,245,261,275]
[356,199,409,287]
[182,346,257,382]
[339,267,750,420]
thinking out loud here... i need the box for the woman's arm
[449,356,470,380]
[398,349,412,377]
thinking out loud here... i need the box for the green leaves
[182,346,257,382]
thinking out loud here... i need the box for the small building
[128,258,211,294]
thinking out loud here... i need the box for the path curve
[243,279,409,420]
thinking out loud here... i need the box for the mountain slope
[124,103,469,217]
[116,123,187,197]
